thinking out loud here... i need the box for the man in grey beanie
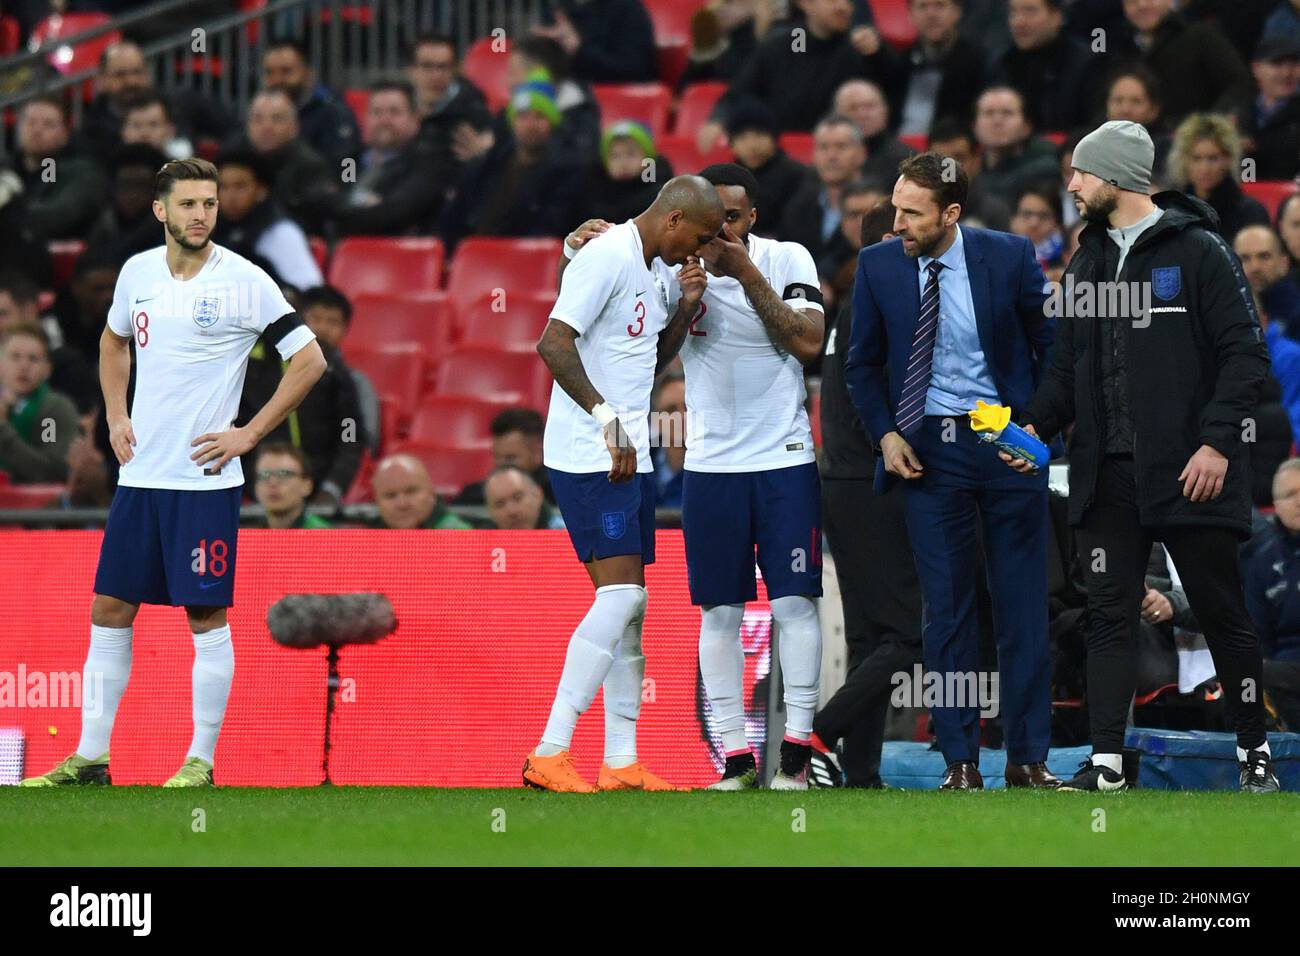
[1004,120,1282,792]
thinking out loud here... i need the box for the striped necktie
[896,259,945,437]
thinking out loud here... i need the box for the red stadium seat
[446,238,562,305]
[389,442,496,498]
[898,133,927,152]
[1243,179,1300,220]
[432,347,550,410]
[407,395,508,447]
[593,83,673,139]
[344,293,452,362]
[0,483,65,509]
[30,14,120,78]
[869,0,918,50]
[1042,130,1067,147]
[674,81,728,135]
[1,17,23,56]
[463,36,512,113]
[780,132,814,164]
[344,89,370,133]
[47,239,85,289]
[647,1,706,88]
[658,134,733,176]
[456,294,553,352]
[346,343,428,414]
[308,236,329,275]
[328,237,444,299]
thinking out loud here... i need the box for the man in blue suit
[844,152,1058,790]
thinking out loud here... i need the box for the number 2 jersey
[654,233,823,472]
[106,243,316,491]
[544,220,669,475]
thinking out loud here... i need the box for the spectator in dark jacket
[1168,113,1270,240]
[587,121,675,225]
[676,0,763,89]
[889,0,988,137]
[48,250,120,414]
[779,115,864,273]
[262,38,362,165]
[235,88,339,234]
[238,337,365,506]
[213,149,323,290]
[10,95,107,241]
[973,86,1060,200]
[456,407,554,506]
[440,80,586,250]
[1243,458,1300,727]
[408,32,493,197]
[1233,33,1300,182]
[726,100,809,237]
[328,80,449,236]
[698,0,897,149]
[78,41,237,158]
[0,323,80,484]
[1103,0,1253,126]
[84,144,169,264]
[993,0,1091,133]
[832,80,914,183]
[298,287,381,456]
[534,0,658,83]
[1235,226,1300,454]
[0,172,54,289]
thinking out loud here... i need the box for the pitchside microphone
[266,594,398,785]
[266,593,397,648]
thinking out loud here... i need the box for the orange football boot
[597,762,690,792]
[522,751,598,792]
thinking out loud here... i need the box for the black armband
[264,311,307,348]
[782,282,823,307]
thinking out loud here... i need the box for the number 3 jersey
[544,220,669,475]
[653,233,823,472]
[105,243,315,491]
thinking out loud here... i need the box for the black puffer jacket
[1024,191,1270,538]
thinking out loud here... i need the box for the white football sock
[602,591,648,768]
[771,595,821,741]
[1238,742,1271,762]
[76,625,133,760]
[699,604,748,754]
[1092,752,1123,775]
[539,584,647,754]
[188,625,234,763]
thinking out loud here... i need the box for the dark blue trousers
[900,415,1052,765]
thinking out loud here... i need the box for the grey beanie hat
[1071,120,1155,193]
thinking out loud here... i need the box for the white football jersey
[105,244,315,490]
[655,234,822,472]
[544,220,669,474]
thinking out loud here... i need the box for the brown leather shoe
[1005,761,1062,789]
[939,761,983,790]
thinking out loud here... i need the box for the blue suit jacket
[844,228,1054,491]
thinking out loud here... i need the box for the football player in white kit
[22,158,326,788]
[522,176,724,792]
[658,164,827,789]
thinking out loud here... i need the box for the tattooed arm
[536,319,637,481]
[704,227,825,365]
[656,256,708,374]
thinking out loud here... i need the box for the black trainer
[808,734,843,788]
[706,751,758,791]
[1058,757,1128,792]
[1239,750,1281,793]
[779,739,811,778]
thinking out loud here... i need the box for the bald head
[644,175,725,266]
[372,454,437,529]
[1234,224,1289,294]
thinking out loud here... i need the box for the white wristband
[563,238,579,259]
[591,402,617,428]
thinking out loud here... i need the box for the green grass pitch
[3,788,1299,866]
